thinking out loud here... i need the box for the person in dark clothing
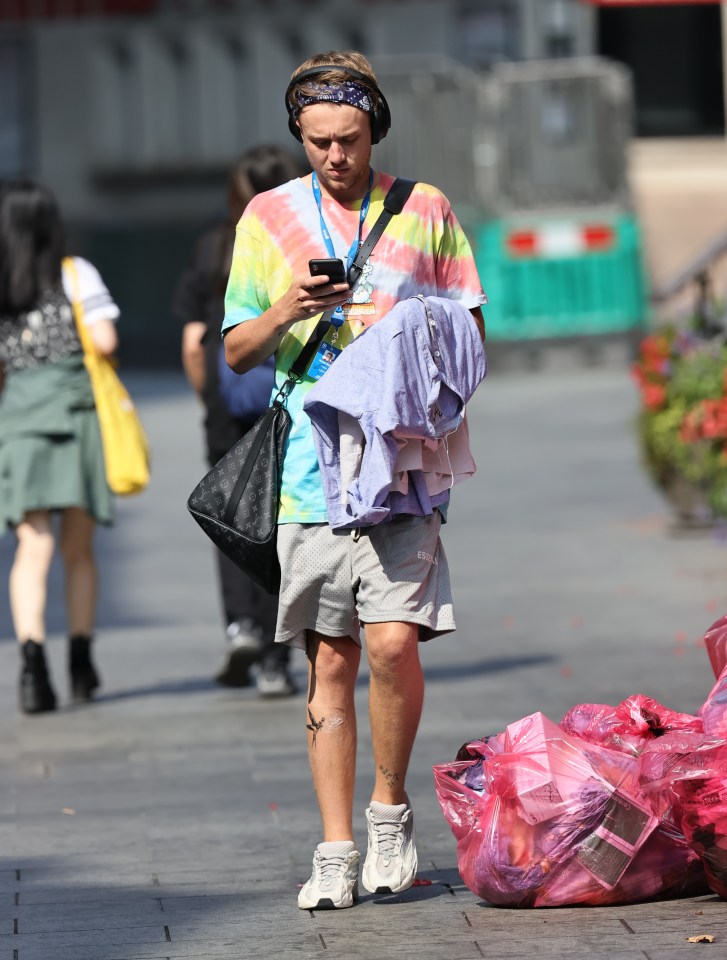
[173,145,301,697]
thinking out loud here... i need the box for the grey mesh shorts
[274,512,455,650]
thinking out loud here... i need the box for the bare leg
[306,632,361,841]
[365,622,423,805]
[59,508,97,636]
[10,511,55,642]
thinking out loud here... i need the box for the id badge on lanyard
[308,340,343,380]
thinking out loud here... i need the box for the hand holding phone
[309,258,347,284]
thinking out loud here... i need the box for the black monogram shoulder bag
[186,177,416,593]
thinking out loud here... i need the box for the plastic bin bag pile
[433,615,727,907]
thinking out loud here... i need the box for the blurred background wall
[1,0,726,364]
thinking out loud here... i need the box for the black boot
[19,640,57,714]
[69,634,100,703]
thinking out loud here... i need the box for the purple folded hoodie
[303,295,486,529]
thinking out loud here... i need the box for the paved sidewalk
[2,365,727,959]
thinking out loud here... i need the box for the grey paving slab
[7,853,153,873]
[0,876,18,895]
[11,881,274,907]
[622,916,727,936]
[10,891,160,910]
[470,947,646,960]
[41,932,326,960]
[0,898,158,924]
[158,891,300,916]
[6,910,168,937]
[2,953,319,960]
[463,900,725,932]
[2,368,727,960]
[319,941,497,960]
[10,902,164,934]
[648,951,726,960]
[0,923,171,947]
[310,903,470,936]
[10,862,154,881]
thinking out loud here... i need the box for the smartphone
[309,258,347,284]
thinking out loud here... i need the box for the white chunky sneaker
[298,841,360,910]
[362,801,418,894]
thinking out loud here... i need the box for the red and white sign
[506,223,616,258]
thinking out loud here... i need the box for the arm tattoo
[379,764,400,789]
[306,708,325,747]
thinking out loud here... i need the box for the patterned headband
[293,80,374,117]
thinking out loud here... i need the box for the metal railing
[654,225,727,331]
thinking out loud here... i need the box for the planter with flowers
[632,325,727,526]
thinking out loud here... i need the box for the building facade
[0,0,723,361]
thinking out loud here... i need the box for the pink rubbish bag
[641,731,727,900]
[701,658,727,740]
[704,614,727,680]
[434,711,706,907]
[561,695,702,759]
[634,648,727,902]
[675,765,727,900]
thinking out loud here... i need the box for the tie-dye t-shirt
[223,171,486,525]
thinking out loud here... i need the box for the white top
[61,256,120,326]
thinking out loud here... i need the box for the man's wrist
[268,299,302,332]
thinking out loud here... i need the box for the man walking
[223,50,486,909]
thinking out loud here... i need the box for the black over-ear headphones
[284,65,391,145]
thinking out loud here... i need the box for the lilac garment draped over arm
[303,296,487,530]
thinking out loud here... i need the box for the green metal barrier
[471,212,649,340]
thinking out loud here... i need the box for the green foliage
[635,325,727,520]
[665,345,727,406]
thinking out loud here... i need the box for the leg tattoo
[306,708,325,747]
[379,764,400,790]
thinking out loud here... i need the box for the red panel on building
[0,0,159,19]
[581,1,721,6]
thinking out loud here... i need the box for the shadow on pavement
[348,653,555,688]
[92,671,310,703]
[364,884,450,905]
[47,655,549,705]
[2,855,310,960]
[93,676,222,702]
[361,866,468,906]
[421,654,556,684]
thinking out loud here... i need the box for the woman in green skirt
[0,180,119,714]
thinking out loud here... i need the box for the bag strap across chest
[285,177,417,389]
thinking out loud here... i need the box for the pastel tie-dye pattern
[223,172,486,524]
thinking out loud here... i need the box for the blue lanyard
[312,169,373,326]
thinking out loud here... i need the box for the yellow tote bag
[64,257,150,496]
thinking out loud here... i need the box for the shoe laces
[371,819,404,860]
[315,852,348,887]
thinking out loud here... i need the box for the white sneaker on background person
[215,618,263,688]
[255,661,298,698]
